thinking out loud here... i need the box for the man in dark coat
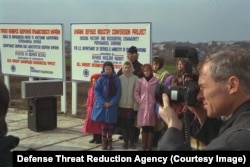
[117,46,143,78]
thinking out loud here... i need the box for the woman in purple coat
[134,64,160,151]
[91,61,121,150]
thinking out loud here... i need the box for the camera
[155,46,200,106]
[155,77,199,106]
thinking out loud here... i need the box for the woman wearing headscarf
[91,61,121,150]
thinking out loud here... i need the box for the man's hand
[188,102,207,125]
[159,93,183,131]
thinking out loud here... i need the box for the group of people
[1,46,250,166]
[82,45,250,151]
[82,46,163,150]
[82,46,143,150]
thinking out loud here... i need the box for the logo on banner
[11,65,16,72]
[83,69,89,77]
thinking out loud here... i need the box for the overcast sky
[1,0,250,43]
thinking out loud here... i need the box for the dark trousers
[118,108,138,142]
[134,126,140,142]
[121,127,135,144]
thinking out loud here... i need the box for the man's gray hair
[198,47,250,93]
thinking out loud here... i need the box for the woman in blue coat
[91,61,121,150]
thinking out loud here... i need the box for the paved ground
[6,108,151,151]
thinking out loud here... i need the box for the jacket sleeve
[157,127,189,150]
[85,87,94,107]
[133,77,139,111]
[110,77,121,105]
[157,118,223,151]
[192,117,222,145]
[85,88,90,107]
[94,79,106,105]
[134,80,141,104]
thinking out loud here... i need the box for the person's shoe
[129,142,136,149]
[102,137,108,150]
[122,143,128,149]
[95,135,102,144]
[107,137,113,150]
[89,138,95,143]
[134,137,139,143]
[95,138,102,144]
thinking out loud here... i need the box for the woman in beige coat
[118,61,138,149]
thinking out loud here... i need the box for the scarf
[107,74,116,98]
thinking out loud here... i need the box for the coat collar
[218,99,250,134]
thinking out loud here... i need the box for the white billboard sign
[0,24,64,79]
[71,22,152,81]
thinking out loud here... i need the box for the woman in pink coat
[82,73,102,144]
[134,64,160,151]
